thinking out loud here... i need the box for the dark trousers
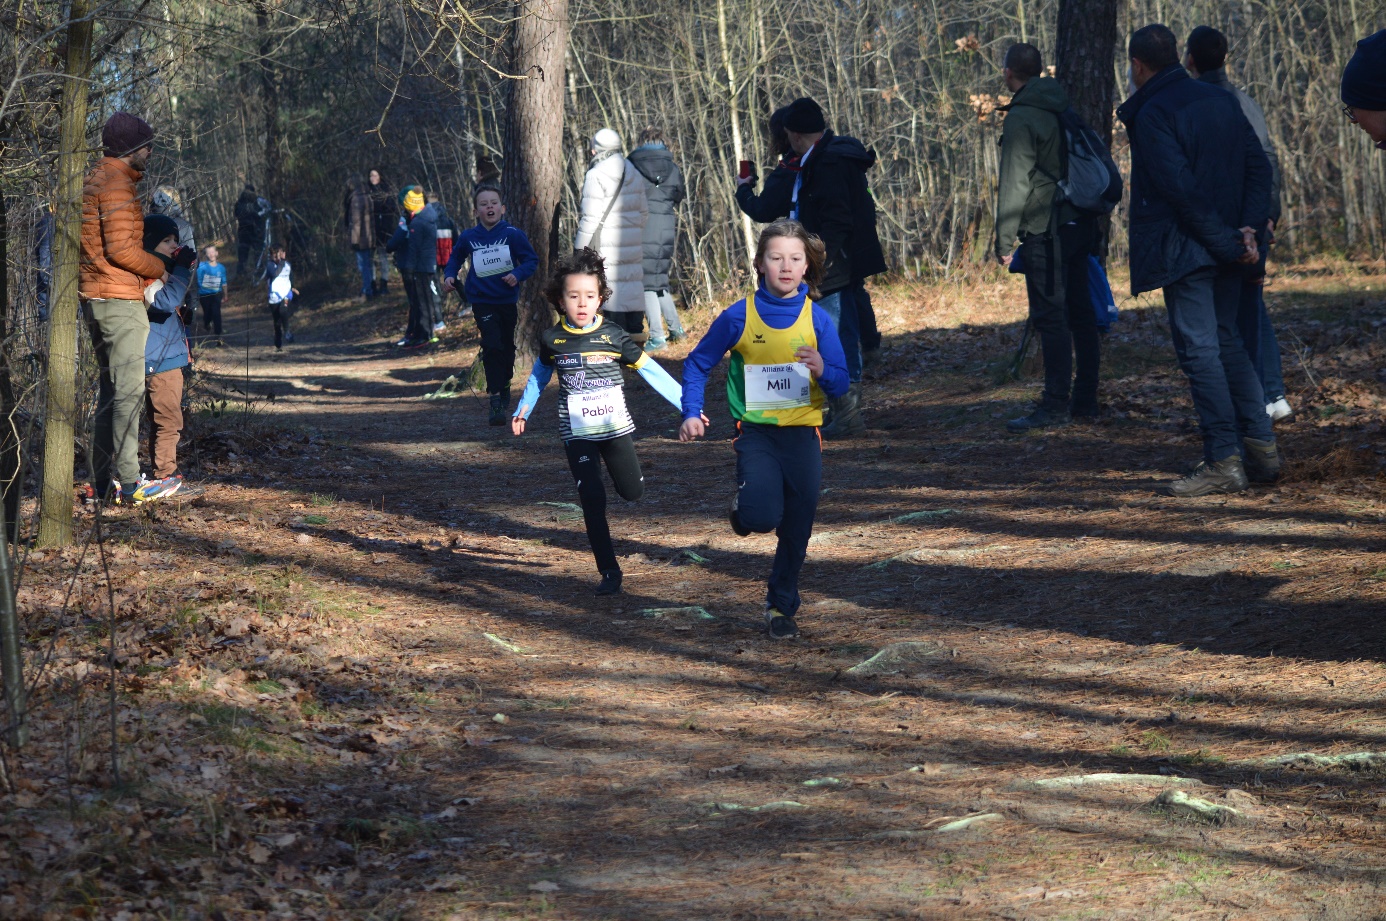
[606,309,645,337]
[565,435,644,574]
[269,302,291,348]
[1020,218,1100,411]
[733,422,822,618]
[474,302,518,394]
[402,271,434,342]
[1237,249,1287,402]
[199,293,223,335]
[1163,266,1272,462]
[854,281,882,351]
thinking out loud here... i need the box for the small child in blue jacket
[135,213,196,504]
[442,182,540,425]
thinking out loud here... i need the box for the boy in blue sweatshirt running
[680,220,849,640]
[443,182,540,424]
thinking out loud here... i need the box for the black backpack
[1049,108,1123,214]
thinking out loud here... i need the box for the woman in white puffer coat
[575,128,649,335]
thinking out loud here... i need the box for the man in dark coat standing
[1117,24,1278,497]
[234,184,266,281]
[778,97,887,438]
[1185,26,1292,426]
[628,126,686,352]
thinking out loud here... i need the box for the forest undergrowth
[2,261,1385,920]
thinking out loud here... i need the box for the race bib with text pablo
[567,387,632,438]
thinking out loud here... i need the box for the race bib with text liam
[743,362,813,411]
[567,387,632,438]
[473,244,515,278]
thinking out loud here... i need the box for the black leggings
[564,434,644,574]
[474,302,518,394]
[270,303,291,348]
[200,293,223,335]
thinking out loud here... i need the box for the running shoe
[765,607,799,640]
[133,474,183,505]
[728,491,750,536]
[596,571,623,596]
[433,322,447,334]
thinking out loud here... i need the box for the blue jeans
[816,288,862,383]
[355,249,374,297]
[1163,266,1272,462]
[1237,267,1286,402]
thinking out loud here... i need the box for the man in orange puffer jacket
[80,112,167,503]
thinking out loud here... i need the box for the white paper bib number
[567,387,632,438]
[473,244,514,278]
[744,362,813,411]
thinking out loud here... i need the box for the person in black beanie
[758,97,886,439]
[1342,29,1386,150]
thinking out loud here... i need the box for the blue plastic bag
[1007,247,1118,330]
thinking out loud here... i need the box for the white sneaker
[1266,398,1294,423]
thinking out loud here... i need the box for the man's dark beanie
[1342,29,1386,110]
[783,98,826,133]
[142,213,179,252]
[102,112,154,157]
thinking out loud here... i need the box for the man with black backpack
[995,43,1118,432]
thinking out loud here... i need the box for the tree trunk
[255,0,280,245]
[0,194,21,544]
[37,0,94,549]
[502,0,570,357]
[1054,0,1120,258]
[1054,0,1119,150]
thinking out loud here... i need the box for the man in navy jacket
[1117,24,1279,497]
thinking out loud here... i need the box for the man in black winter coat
[762,98,886,438]
[628,126,687,351]
[234,184,267,281]
[1117,24,1279,498]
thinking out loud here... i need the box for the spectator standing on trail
[1117,24,1278,497]
[428,190,458,329]
[385,185,442,348]
[442,182,539,425]
[135,213,195,505]
[79,112,167,504]
[234,183,265,281]
[367,168,397,295]
[1341,29,1386,153]
[195,245,228,338]
[1185,26,1293,426]
[994,43,1102,433]
[575,128,648,341]
[627,125,687,352]
[777,97,886,438]
[736,107,798,223]
[343,175,375,301]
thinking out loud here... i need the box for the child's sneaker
[765,607,799,640]
[488,394,508,426]
[433,321,447,334]
[133,474,183,505]
[595,571,623,596]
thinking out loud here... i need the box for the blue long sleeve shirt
[680,282,849,421]
[442,220,540,305]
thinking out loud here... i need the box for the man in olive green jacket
[995,43,1101,432]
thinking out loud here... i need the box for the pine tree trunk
[503,0,570,358]
[37,0,94,548]
[1054,0,1120,258]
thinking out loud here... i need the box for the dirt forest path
[58,275,1386,920]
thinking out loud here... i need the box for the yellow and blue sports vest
[727,293,825,427]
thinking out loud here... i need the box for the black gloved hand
[147,308,174,323]
[155,252,175,272]
[172,245,196,269]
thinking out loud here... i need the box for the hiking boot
[765,607,799,640]
[595,571,623,596]
[1007,403,1071,433]
[822,384,865,439]
[1070,400,1101,421]
[728,492,750,537]
[1242,437,1283,484]
[1266,398,1295,424]
[133,474,183,505]
[644,337,667,354]
[1162,455,1249,497]
[488,394,507,426]
[862,347,882,373]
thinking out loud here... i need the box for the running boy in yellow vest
[679,220,849,639]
